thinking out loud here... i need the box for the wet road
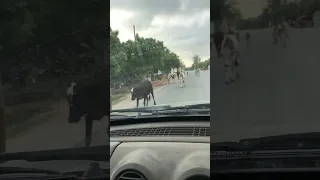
[211,28,320,142]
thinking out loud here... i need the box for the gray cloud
[110,0,210,66]
[111,0,182,30]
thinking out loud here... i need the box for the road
[212,28,320,142]
[113,70,210,110]
[2,70,210,171]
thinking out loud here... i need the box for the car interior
[211,141,320,179]
[109,115,210,180]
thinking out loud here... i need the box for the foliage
[192,54,201,68]
[236,0,320,29]
[0,0,109,104]
[110,28,184,91]
[186,57,209,70]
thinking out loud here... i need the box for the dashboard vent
[111,127,210,137]
[116,170,146,180]
[211,151,249,159]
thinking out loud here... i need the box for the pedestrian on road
[245,32,251,46]
[177,71,180,80]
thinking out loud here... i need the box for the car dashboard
[211,149,320,179]
[109,119,210,180]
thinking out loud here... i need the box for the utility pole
[133,25,136,41]
[0,72,6,153]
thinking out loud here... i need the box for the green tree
[110,28,183,88]
[192,54,201,69]
[0,0,109,152]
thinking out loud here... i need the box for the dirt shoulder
[5,82,168,152]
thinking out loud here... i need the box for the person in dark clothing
[245,32,251,46]
[177,71,180,80]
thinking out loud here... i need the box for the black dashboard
[109,115,210,180]
[211,149,320,179]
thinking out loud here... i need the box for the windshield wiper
[211,132,320,152]
[173,103,210,110]
[0,145,109,163]
[111,105,172,113]
[110,103,210,117]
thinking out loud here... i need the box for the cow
[277,21,289,48]
[213,31,225,58]
[66,78,110,147]
[130,80,156,108]
[180,71,185,79]
[221,32,240,84]
[167,73,176,83]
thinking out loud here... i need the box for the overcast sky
[110,0,210,67]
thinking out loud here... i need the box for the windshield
[110,1,210,114]
[0,1,109,173]
[211,1,320,144]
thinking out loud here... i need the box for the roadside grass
[5,100,55,138]
[111,93,130,105]
[5,91,136,138]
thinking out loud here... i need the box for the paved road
[212,28,320,142]
[2,70,210,171]
[113,70,210,110]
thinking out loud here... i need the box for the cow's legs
[230,52,237,81]
[234,52,240,78]
[224,56,232,84]
[143,97,146,107]
[150,91,156,105]
[85,117,93,147]
[136,99,139,108]
[146,95,149,106]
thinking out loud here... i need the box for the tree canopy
[0,0,109,89]
[236,0,320,29]
[0,0,110,153]
[185,55,210,70]
[110,28,184,89]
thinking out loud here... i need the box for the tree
[110,28,183,89]
[192,54,201,69]
[186,58,209,70]
[0,0,109,152]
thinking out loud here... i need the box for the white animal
[221,33,240,84]
[180,79,186,88]
[168,73,176,83]
[180,72,185,79]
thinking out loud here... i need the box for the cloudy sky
[110,0,210,67]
